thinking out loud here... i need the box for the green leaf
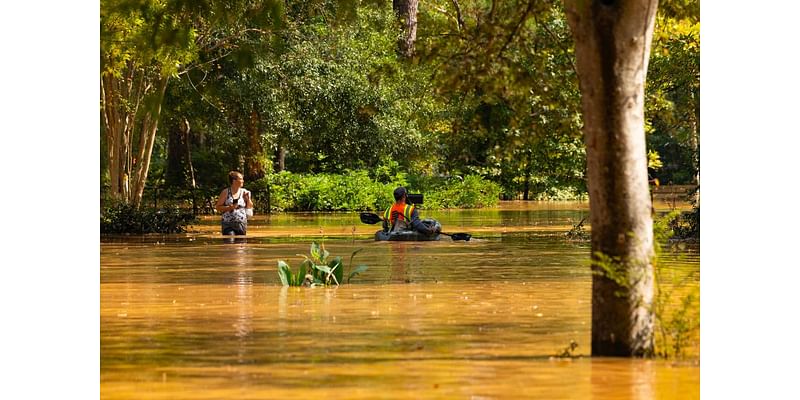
[297,259,309,286]
[310,241,321,262]
[348,248,363,270]
[328,256,343,284]
[315,264,332,274]
[277,260,291,286]
[347,265,369,283]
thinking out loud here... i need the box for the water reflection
[101,205,699,399]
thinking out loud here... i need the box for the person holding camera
[383,186,439,235]
[215,170,253,235]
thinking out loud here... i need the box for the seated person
[383,186,439,235]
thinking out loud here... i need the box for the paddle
[358,212,471,241]
[359,212,383,225]
[440,232,472,241]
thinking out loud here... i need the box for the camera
[407,193,424,204]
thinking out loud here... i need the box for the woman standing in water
[215,171,253,235]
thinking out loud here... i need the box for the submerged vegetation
[278,241,368,287]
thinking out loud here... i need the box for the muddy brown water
[101,201,698,399]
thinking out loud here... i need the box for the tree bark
[393,0,419,58]
[275,143,286,172]
[166,117,196,188]
[563,0,658,356]
[131,77,169,207]
[244,109,267,180]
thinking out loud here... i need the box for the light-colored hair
[228,171,243,184]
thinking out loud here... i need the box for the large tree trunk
[393,0,419,58]
[563,0,658,356]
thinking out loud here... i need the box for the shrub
[253,171,500,211]
[100,202,196,234]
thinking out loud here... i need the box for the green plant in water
[591,211,699,359]
[277,241,369,287]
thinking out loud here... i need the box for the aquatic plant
[277,241,368,287]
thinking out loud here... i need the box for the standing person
[215,171,253,235]
[383,186,439,235]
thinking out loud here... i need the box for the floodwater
[101,201,699,399]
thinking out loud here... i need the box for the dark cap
[393,186,407,201]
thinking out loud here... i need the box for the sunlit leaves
[278,242,367,286]
[645,1,700,184]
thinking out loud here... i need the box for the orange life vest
[383,202,415,226]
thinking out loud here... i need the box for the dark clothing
[222,221,247,235]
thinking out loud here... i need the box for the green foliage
[420,175,502,209]
[277,241,368,286]
[645,10,700,185]
[668,205,700,239]
[252,171,499,211]
[100,202,196,234]
[103,0,699,205]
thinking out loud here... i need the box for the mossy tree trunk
[563,0,658,356]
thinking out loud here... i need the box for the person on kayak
[383,187,439,235]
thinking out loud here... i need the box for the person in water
[215,171,253,235]
[383,186,439,235]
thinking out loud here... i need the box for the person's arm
[215,189,235,213]
[409,208,434,234]
[243,189,254,209]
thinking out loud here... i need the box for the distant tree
[100,0,283,206]
[393,0,420,58]
[563,0,659,356]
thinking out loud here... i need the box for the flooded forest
[100,0,700,398]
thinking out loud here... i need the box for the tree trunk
[166,118,186,186]
[131,77,169,207]
[275,143,286,172]
[393,0,419,58]
[102,60,169,208]
[166,117,196,188]
[244,109,267,180]
[563,0,658,356]
[691,88,700,205]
